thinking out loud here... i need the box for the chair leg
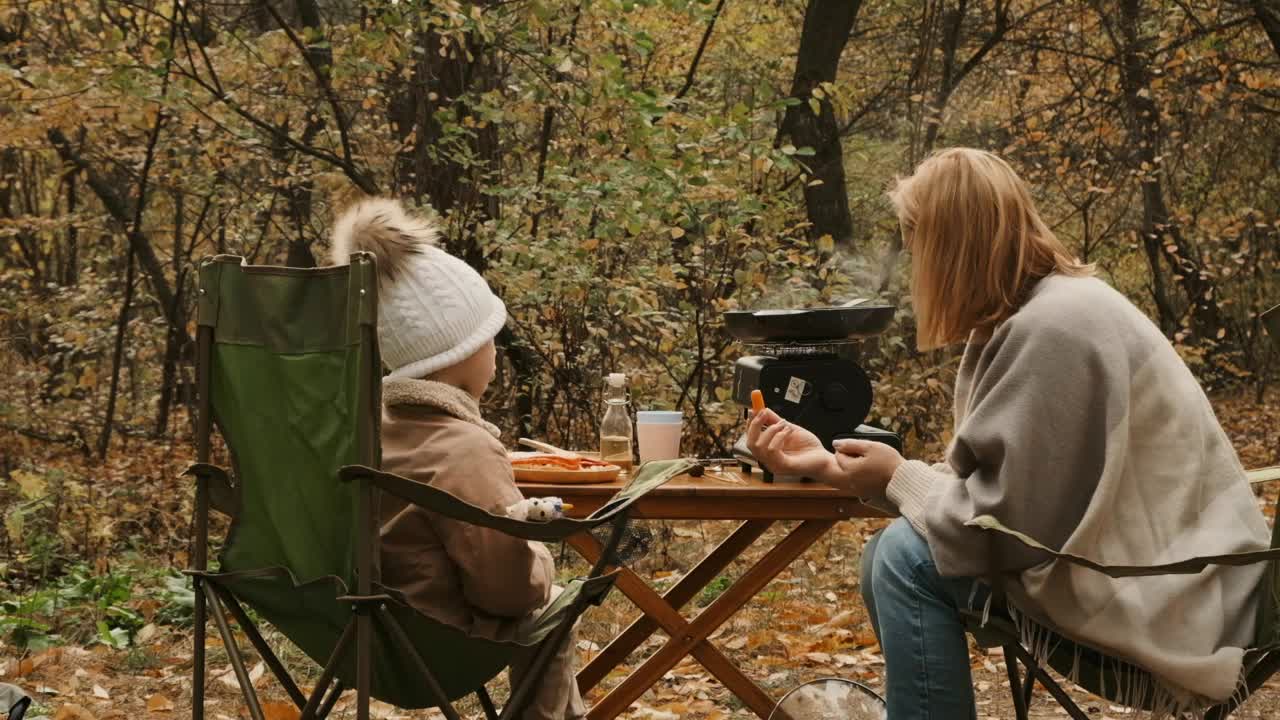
[213,585,308,710]
[205,584,266,720]
[373,606,464,720]
[1021,655,1038,710]
[1004,645,1030,720]
[356,612,371,720]
[476,686,499,720]
[317,681,345,720]
[301,621,354,720]
[1004,643,1091,720]
[193,578,206,720]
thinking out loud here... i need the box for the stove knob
[822,382,849,411]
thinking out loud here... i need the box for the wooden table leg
[587,520,835,720]
[576,520,773,692]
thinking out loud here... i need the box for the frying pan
[724,303,895,343]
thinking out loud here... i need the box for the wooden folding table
[517,467,891,720]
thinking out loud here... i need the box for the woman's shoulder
[1005,274,1157,346]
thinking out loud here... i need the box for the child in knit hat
[331,198,586,720]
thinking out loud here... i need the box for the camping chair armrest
[1249,466,1280,485]
[183,463,239,517]
[339,464,611,542]
[339,459,695,544]
[967,513,1280,578]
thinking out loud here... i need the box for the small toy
[506,496,573,522]
[751,389,765,413]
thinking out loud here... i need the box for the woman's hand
[832,438,905,496]
[745,409,840,482]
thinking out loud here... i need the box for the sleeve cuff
[886,459,938,523]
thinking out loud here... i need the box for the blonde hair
[888,148,1093,350]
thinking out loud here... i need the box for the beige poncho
[887,274,1269,711]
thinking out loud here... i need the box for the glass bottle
[599,373,634,473]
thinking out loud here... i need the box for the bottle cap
[606,372,626,387]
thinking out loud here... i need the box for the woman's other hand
[745,409,840,482]
[832,438,905,496]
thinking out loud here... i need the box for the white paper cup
[636,411,683,463]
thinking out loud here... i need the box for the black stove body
[724,305,902,481]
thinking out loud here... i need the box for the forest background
[1,0,1279,717]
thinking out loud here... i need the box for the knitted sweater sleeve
[886,317,1119,579]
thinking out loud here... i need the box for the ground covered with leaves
[3,389,1279,719]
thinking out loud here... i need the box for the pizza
[510,454,618,471]
[509,454,622,483]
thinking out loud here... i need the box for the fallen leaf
[261,702,300,720]
[216,666,238,689]
[17,647,63,676]
[804,651,832,664]
[823,610,858,629]
[249,661,266,687]
[93,684,110,699]
[54,704,98,720]
[137,623,159,644]
[146,694,175,713]
[634,709,679,720]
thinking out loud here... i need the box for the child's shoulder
[384,406,508,473]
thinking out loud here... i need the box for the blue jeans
[861,518,985,720]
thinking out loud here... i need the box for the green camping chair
[962,302,1280,720]
[184,253,692,720]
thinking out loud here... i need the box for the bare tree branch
[675,0,728,100]
[260,1,359,171]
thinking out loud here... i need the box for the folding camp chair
[962,302,1280,720]
[184,253,692,720]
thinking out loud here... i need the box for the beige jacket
[887,274,1269,712]
[379,378,555,641]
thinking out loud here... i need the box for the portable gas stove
[725,302,902,482]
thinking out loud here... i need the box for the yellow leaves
[12,469,47,499]
[669,227,685,239]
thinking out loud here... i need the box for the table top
[516,466,895,521]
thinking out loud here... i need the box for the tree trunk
[385,3,533,430]
[64,166,79,285]
[1250,0,1280,61]
[99,245,136,460]
[1109,0,1225,345]
[778,0,862,247]
[386,7,501,225]
[155,191,186,437]
[923,0,1010,155]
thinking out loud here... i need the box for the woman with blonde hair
[747,148,1268,718]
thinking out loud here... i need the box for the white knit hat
[330,198,507,380]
